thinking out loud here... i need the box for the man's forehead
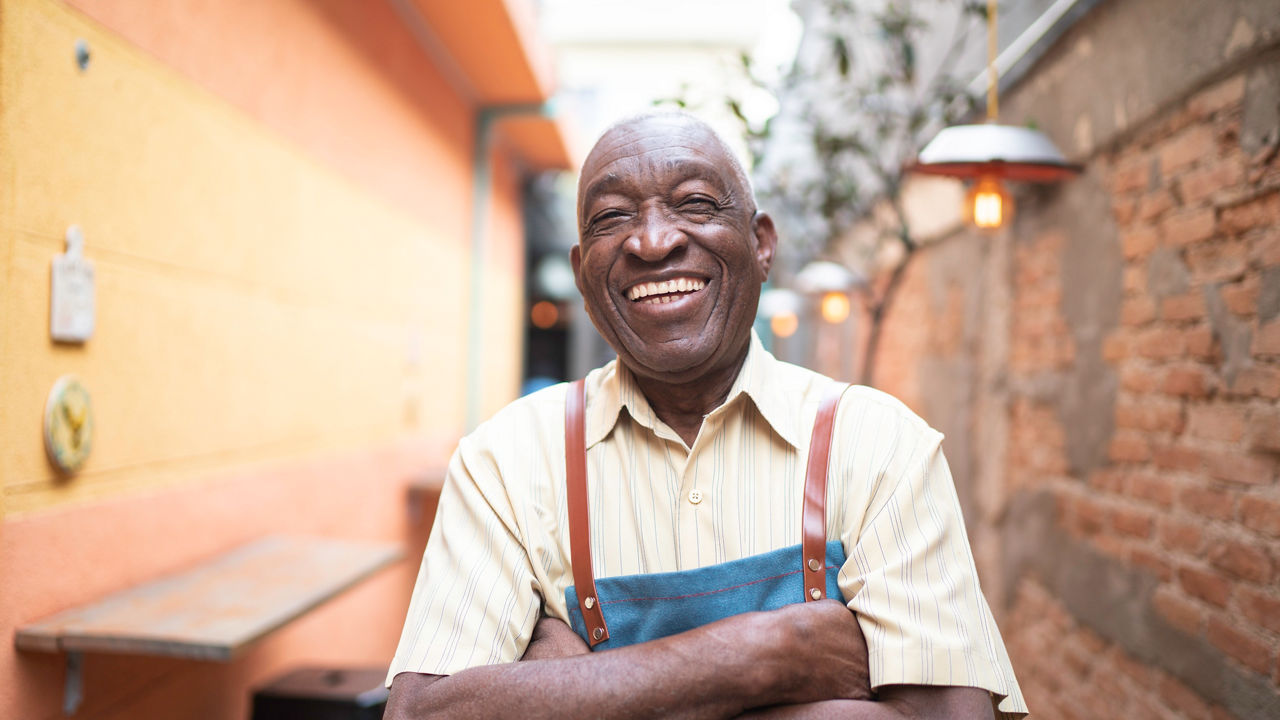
[591,115,720,155]
[578,117,738,204]
[582,155,729,199]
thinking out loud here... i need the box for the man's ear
[752,212,778,281]
[570,244,584,295]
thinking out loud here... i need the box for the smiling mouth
[626,277,707,305]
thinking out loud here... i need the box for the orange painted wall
[480,146,530,418]
[0,0,542,717]
[64,0,475,236]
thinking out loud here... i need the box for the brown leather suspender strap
[565,379,610,646]
[802,383,849,602]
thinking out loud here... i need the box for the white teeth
[627,277,706,301]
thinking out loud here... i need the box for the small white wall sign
[51,225,96,343]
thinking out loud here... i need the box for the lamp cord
[987,0,998,121]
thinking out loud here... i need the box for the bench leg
[63,651,83,716]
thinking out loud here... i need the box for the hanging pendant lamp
[910,0,1079,228]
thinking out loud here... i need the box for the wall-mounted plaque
[44,375,94,473]
[51,225,96,343]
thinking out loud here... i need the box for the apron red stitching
[597,564,840,606]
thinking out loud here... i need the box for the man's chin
[615,339,731,385]
[617,349,701,378]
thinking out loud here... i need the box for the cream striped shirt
[389,333,1027,717]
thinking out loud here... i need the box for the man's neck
[629,354,747,448]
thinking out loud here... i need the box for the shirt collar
[584,330,801,450]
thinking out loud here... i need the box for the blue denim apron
[563,380,849,650]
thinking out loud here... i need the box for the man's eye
[588,211,628,233]
[682,195,723,211]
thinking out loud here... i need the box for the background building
[0,0,571,717]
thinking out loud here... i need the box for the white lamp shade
[758,287,803,318]
[794,261,865,294]
[911,124,1080,182]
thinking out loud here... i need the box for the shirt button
[688,489,703,505]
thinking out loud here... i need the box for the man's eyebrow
[668,156,716,173]
[579,155,738,224]
[663,157,730,190]
[583,158,728,199]
[581,173,625,209]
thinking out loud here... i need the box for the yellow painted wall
[0,0,524,516]
[0,0,543,716]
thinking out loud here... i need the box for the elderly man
[385,112,1027,719]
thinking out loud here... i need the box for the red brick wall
[864,64,1280,719]
[1006,581,1239,720]
[1053,70,1277,717]
[1089,73,1279,684]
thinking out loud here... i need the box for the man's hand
[740,600,873,704]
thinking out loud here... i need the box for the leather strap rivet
[809,588,822,600]
[584,596,595,609]
[592,627,604,641]
[808,558,821,572]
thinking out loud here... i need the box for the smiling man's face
[571,114,777,386]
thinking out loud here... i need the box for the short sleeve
[386,435,543,685]
[839,424,1028,718]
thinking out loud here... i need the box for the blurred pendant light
[759,287,803,338]
[819,292,851,324]
[795,261,864,325]
[910,0,1079,228]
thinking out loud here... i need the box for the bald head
[576,111,756,230]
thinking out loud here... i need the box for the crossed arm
[384,600,994,720]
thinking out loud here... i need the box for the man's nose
[623,208,686,262]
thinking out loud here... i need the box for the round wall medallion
[43,375,94,473]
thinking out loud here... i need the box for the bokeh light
[819,292,850,324]
[531,300,560,329]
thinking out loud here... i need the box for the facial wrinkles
[581,169,739,245]
[579,130,743,221]
[595,123,755,214]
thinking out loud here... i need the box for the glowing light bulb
[819,292,851,324]
[771,312,799,338]
[968,176,1010,229]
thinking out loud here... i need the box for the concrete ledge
[15,535,401,661]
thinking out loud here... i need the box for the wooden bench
[16,535,401,714]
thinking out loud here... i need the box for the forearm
[387,600,877,720]
[387,617,779,720]
[736,687,995,720]
[736,700,903,720]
